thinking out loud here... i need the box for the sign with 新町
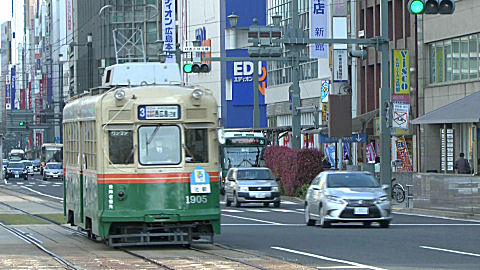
[162,0,176,63]
[392,49,410,95]
[310,0,329,58]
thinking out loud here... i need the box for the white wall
[180,0,222,111]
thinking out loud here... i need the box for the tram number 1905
[185,195,208,204]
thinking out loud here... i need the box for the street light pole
[58,54,64,143]
[87,33,93,90]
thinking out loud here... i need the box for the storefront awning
[352,109,378,133]
[301,109,378,134]
[412,91,480,124]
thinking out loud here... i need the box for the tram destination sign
[138,105,180,120]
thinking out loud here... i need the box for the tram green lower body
[64,172,221,240]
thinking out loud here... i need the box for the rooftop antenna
[99,3,158,64]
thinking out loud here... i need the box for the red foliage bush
[264,146,324,196]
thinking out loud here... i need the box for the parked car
[224,167,281,208]
[304,171,392,228]
[32,159,41,172]
[5,161,28,180]
[43,162,63,181]
[21,160,34,175]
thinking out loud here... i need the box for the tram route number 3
[185,195,208,204]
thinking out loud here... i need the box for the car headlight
[192,89,203,100]
[325,195,346,204]
[239,186,249,192]
[271,186,279,192]
[375,196,389,204]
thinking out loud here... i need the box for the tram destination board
[138,105,180,120]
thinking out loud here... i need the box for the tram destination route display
[138,105,180,120]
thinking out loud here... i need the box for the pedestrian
[374,156,381,173]
[454,152,471,174]
[322,156,331,169]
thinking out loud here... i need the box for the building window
[429,33,480,84]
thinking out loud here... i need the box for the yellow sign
[322,103,328,121]
[392,49,410,95]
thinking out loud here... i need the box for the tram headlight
[192,89,203,100]
[114,89,126,101]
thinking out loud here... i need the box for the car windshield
[23,161,33,166]
[327,173,380,188]
[8,162,24,168]
[32,160,40,166]
[237,169,273,180]
[46,163,62,169]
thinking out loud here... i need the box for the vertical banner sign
[11,66,16,110]
[310,0,329,58]
[28,82,32,109]
[436,47,443,83]
[47,58,53,104]
[392,49,410,95]
[162,0,176,63]
[321,80,329,103]
[5,74,11,109]
[395,137,413,172]
[333,49,348,82]
[20,89,25,109]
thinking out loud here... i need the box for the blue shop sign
[318,133,367,143]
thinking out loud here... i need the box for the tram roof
[102,62,182,87]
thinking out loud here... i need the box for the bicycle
[391,178,405,203]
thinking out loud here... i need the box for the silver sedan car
[304,171,392,228]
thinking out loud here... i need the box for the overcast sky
[0,1,12,27]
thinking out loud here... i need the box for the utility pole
[289,0,302,150]
[379,0,392,192]
[58,54,64,142]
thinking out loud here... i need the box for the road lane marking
[243,209,270,213]
[279,201,298,205]
[222,224,305,226]
[420,246,480,257]
[270,209,298,213]
[317,267,363,269]
[221,214,281,225]
[393,212,480,223]
[271,247,387,270]
[221,209,244,213]
[392,224,480,226]
[21,186,63,201]
[38,185,46,187]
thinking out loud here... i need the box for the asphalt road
[2,175,480,269]
[217,198,480,270]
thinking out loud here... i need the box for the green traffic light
[19,121,24,126]
[409,0,425,14]
[183,64,193,73]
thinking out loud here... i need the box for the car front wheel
[233,194,241,207]
[304,204,315,226]
[225,194,231,207]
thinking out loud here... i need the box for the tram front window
[185,129,208,163]
[139,125,181,165]
[109,130,134,164]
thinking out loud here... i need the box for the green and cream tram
[63,62,220,246]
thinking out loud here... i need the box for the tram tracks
[0,190,289,269]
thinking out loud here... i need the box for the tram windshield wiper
[146,126,160,146]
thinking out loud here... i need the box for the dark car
[5,161,28,180]
[32,159,41,172]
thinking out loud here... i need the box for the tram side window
[185,129,208,163]
[108,130,134,164]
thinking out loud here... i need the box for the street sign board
[318,133,367,143]
[183,46,211,52]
